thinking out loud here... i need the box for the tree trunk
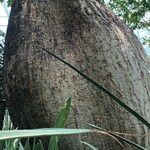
[0,42,5,130]
[0,101,5,130]
[3,0,150,149]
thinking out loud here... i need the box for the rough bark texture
[0,101,5,129]
[0,41,5,129]
[4,0,150,149]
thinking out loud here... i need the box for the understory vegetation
[0,99,148,150]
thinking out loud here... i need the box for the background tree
[2,0,150,149]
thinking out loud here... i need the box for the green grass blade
[0,128,90,140]
[41,48,150,128]
[35,143,42,150]
[12,139,20,150]
[48,136,58,150]
[24,138,31,150]
[36,140,44,150]
[80,141,98,150]
[49,98,71,150]
[54,97,71,128]
[5,139,14,150]
[19,142,24,150]
[0,140,4,149]
[32,138,36,150]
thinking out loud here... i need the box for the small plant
[0,98,97,150]
[0,98,148,150]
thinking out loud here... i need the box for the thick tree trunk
[4,0,150,149]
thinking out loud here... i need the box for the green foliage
[1,98,147,149]
[0,0,12,6]
[53,98,71,128]
[107,0,150,29]
[0,129,91,146]
[0,99,99,150]
[48,97,71,150]
[80,141,98,150]
[2,110,13,130]
[0,0,149,30]
[24,138,45,150]
[0,0,149,44]
[0,92,148,149]
[106,0,150,45]
[0,110,23,150]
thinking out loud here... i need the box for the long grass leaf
[49,98,71,150]
[0,140,4,149]
[0,128,90,140]
[32,138,36,150]
[54,97,71,128]
[80,141,98,150]
[24,138,31,150]
[41,48,150,128]
[37,140,44,150]
[35,143,41,150]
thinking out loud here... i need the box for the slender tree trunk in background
[3,0,150,149]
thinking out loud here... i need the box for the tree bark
[0,42,5,130]
[0,100,5,130]
[4,0,150,149]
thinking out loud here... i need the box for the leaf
[35,143,41,150]
[12,139,20,150]
[48,136,58,150]
[0,140,4,149]
[80,141,98,150]
[35,140,44,150]
[48,98,71,150]
[19,142,24,150]
[32,138,36,150]
[0,128,90,140]
[24,138,31,150]
[41,48,150,128]
[5,139,14,150]
[54,97,71,128]
[7,0,13,6]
